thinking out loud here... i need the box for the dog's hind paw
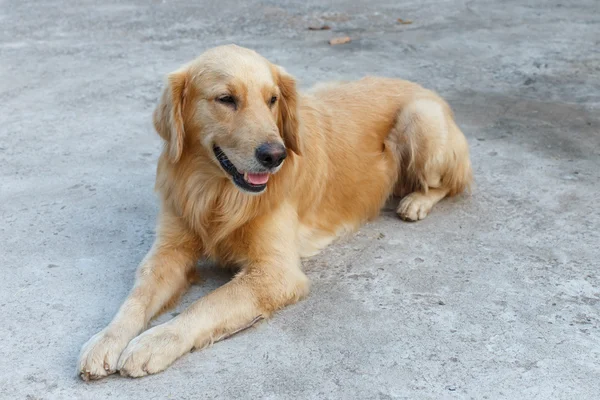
[397,192,433,221]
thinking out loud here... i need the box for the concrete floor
[1,0,599,399]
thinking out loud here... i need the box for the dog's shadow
[381,196,400,218]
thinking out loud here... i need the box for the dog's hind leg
[392,96,472,221]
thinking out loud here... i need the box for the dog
[78,44,472,380]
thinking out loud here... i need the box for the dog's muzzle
[213,145,277,193]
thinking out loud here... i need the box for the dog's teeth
[244,172,248,181]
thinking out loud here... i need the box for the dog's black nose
[255,143,287,169]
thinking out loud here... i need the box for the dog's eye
[217,95,236,108]
[269,96,278,106]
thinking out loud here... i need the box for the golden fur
[78,45,472,380]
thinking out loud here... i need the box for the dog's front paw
[397,193,433,221]
[118,324,190,378]
[78,328,130,381]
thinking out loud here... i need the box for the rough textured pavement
[1,0,599,399]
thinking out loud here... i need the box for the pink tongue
[246,172,269,185]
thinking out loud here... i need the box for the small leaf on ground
[329,36,351,45]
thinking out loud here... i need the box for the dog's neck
[155,150,297,263]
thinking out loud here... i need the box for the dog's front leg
[77,208,202,380]
[118,203,309,378]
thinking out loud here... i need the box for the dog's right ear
[153,68,189,163]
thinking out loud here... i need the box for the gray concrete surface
[1,0,599,398]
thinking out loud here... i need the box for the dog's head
[153,45,301,194]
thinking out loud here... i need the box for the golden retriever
[78,44,472,380]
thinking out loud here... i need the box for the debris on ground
[397,18,413,24]
[308,25,331,30]
[329,36,351,45]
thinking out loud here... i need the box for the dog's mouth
[213,145,269,193]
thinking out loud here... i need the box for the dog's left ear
[275,66,302,155]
